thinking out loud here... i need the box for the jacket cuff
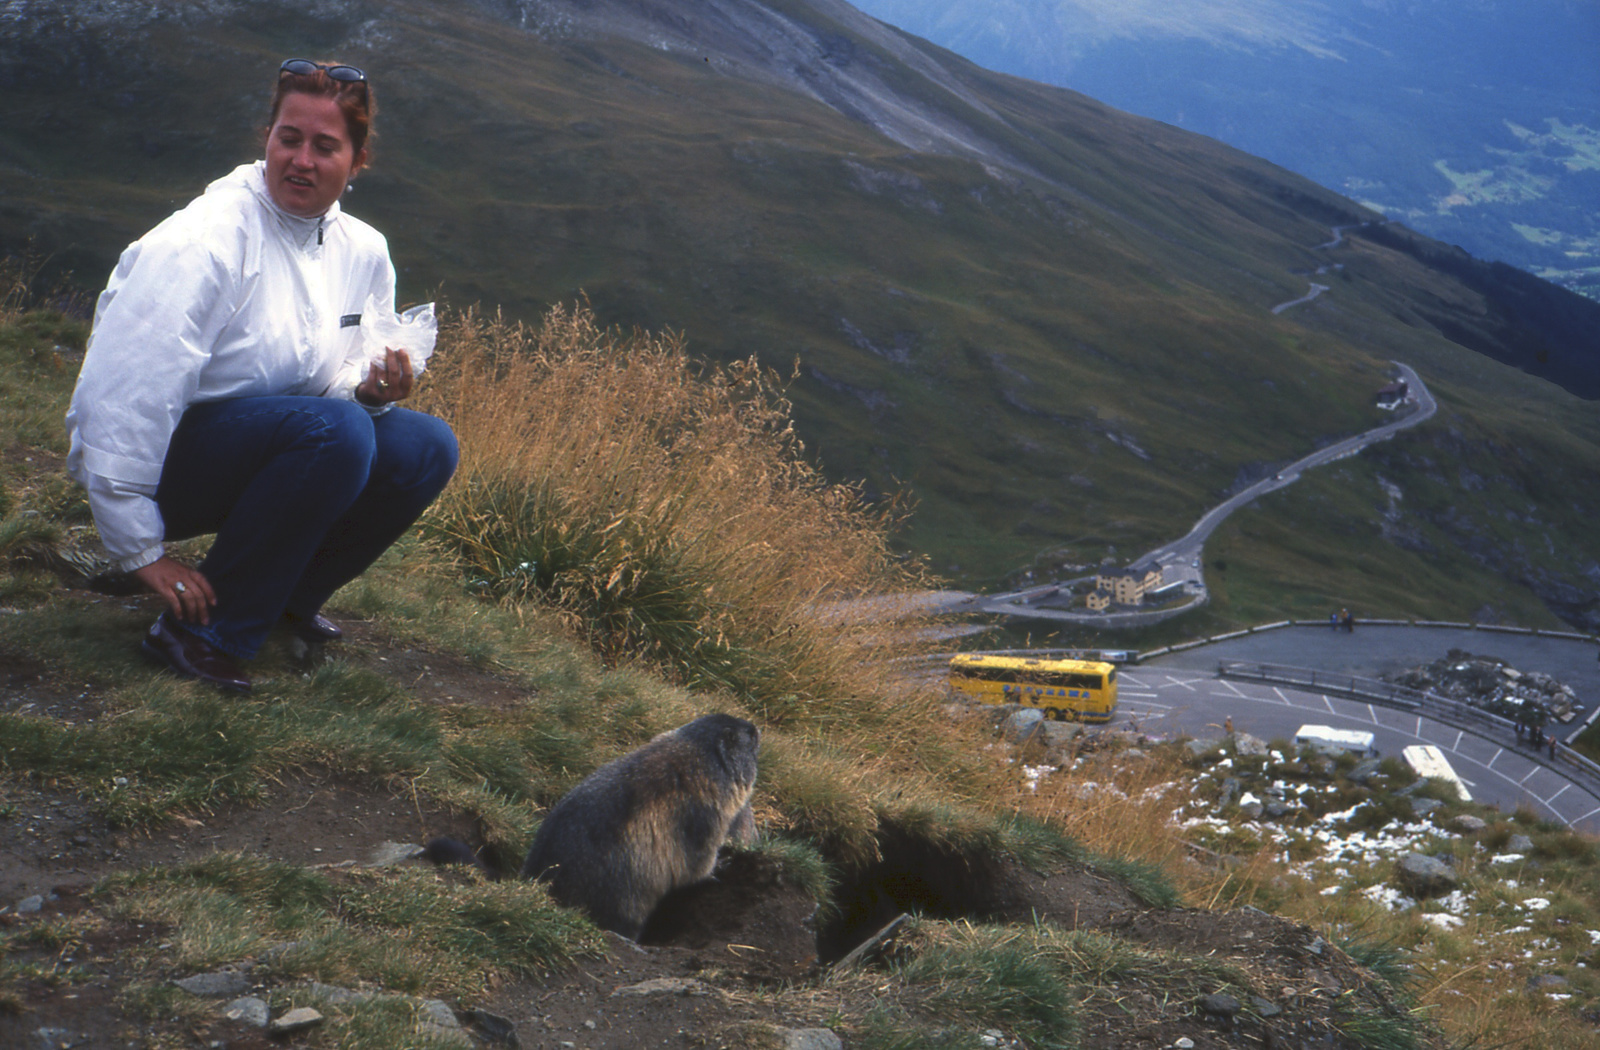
[117,545,165,574]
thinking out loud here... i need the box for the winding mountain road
[972,362,1437,624]
[1271,282,1329,315]
[910,218,1425,625]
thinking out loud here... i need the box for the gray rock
[32,1028,84,1049]
[1238,801,1263,820]
[1527,974,1569,992]
[221,996,270,1028]
[1307,936,1326,956]
[1451,815,1488,833]
[1217,777,1242,808]
[258,940,302,965]
[1186,737,1225,757]
[1348,759,1382,783]
[16,895,45,915]
[419,1021,474,1049]
[1409,797,1443,819]
[1002,708,1045,744]
[467,1008,521,1047]
[1508,834,1535,853]
[172,972,252,998]
[1234,733,1268,757]
[269,1007,324,1035]
[419,1000,459,1027]
[1250,996,1283,1018]
[299,980,372,1005]
[366,841,426,867]
[611,977,712,998]
[1395,852,1458,898]
[1038,721,1082,750]
[1262,801,1293,819]
[1199,993,1241,1016]
[777,1030,844,1050]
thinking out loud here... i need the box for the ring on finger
[174,581,188,594]
[376,378,389,390]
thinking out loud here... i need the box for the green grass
[848,918,1267,1050]
[0,534,716,829]
[102,853,602,997]
[874,921,1081,1050]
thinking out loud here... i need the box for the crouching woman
[64,59,458,692]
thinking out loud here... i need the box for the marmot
[430,713,760,939]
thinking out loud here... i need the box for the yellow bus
[948,654,1119,723]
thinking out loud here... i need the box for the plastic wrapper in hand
[361,293,436,373]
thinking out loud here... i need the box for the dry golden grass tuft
[417,304,925,721]
[415,302,1021,834]
[0,255,33,324]
[1018,746,1209,898]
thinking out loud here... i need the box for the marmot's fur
[430,713,759,939]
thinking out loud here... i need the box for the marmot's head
[678,713,760,787]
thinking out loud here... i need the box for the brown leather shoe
[282,611,343,643]
[140,614,251,693]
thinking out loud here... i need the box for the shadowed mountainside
[2,0,1600,625]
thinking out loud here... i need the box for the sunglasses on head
[279,58,367,83]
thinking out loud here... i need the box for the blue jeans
[155,396,458,659]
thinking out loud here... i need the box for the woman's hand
[133,557,217,625]
[356,346,414,406]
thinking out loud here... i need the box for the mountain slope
[2,0,1600,627]
[849,0,1600,299]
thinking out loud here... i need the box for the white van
[1402,745,1472,801]
[1295,724,1378,758]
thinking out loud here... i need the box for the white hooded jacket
[65,161,396,572]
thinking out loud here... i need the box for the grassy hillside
[2,294,1599,1048]
[2,0,1599,631]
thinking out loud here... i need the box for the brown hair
[266,63,377,159]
